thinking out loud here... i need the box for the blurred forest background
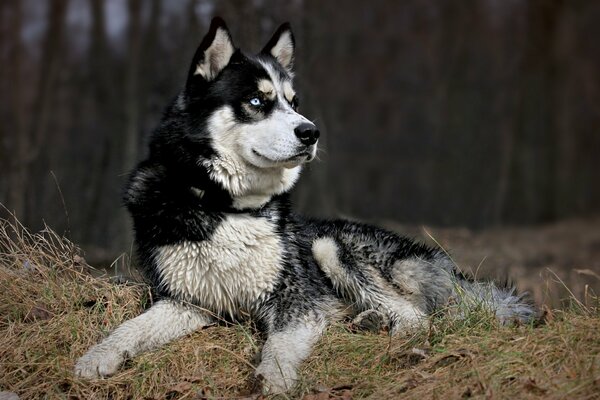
[1,0,599,280]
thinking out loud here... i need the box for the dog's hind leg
[255,314,328,394]
[312,237,425,335]
[74,299,213,379]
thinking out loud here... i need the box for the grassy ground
[1,216,599,399]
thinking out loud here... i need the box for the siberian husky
[75,18,536,394]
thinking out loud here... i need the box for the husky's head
[163,17,318,209]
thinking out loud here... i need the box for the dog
[74,17,536,394]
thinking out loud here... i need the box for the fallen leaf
[196,386,213,400]
[73,255,89,267]
[169,381,192,393]
[235,394,262,400]
[537,304,553,325]
[181,374,204,383]
[522,377,547,395]
[397,377,419,394]
[302,393,329,400]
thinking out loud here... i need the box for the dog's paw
[74,344,124,379]
[255,362,297,395]
[352,309,390,333]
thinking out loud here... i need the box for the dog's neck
[202,154,301,210]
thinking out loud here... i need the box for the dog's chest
[154,214,282,316]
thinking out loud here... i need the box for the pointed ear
[188,17,235,83]
[261,23,295,73]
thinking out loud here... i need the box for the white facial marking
[154,215,282,316]
[204,106,302,201]
[248,60,316,163]
[194,27,234,80]
[202,60,317,209]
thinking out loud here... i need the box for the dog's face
[185,18,319,171]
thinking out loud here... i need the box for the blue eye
[249,97,262,107]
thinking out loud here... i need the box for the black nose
[294,123,320,146]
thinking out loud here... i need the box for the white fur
[207,86,312,170]
[154,214,282,316]
[74,300,212,378]
[243,108,314,165]
[256,317,327,394]
[268,30,294,72]
[231,194,275,210]
[201,59,316,210]
[194,27,234,81]
[204,106,308,209]
[282,80,296,102]
[312,237,424,334]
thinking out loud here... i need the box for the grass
[0,216,599,399]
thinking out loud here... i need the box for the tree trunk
[3,0,25,218]
[123,0,143,172]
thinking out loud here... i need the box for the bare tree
[123,0,143,172]
[6,0,68,221]
[2,0,25,217]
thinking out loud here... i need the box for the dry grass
[1,216,599,400]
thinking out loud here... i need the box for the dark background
[1,0,599,264]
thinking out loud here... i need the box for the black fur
[76,19,535,393]
[75,19,535,391]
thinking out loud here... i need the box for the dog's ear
[187,17,235,84]
[261,23,295,73]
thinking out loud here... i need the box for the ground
[1,215,599,399]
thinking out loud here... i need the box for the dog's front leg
[75,299,213,378]
[255,315,327,394]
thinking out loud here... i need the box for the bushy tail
[452,274,538,325]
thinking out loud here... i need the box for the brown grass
[1,216,599,399]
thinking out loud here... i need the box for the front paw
[255,362,297,394]
[74,344,124,379]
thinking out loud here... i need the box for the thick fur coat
[75,18,536,394]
